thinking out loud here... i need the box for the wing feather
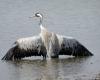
[57,35,93,57]
[2,36,47,60]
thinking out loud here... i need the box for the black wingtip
[88,52,94,56]
[2,47,15,60]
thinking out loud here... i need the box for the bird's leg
[43,55,46,60]
[12,55,15,61]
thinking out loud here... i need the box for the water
[0,0,100,80]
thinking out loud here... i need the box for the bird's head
[29,12,43,18]
[29,12,44,27]
[35,13,43,18]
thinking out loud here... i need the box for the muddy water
[0,0,100,80]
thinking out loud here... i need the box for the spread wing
[57,35,93,57]
[2,34,93,60]
[2,36,47,60]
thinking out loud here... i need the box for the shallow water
[0,0,100,80]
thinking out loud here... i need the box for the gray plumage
[2,13,93,60]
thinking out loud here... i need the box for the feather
[57,35,93,56]
[2,13,93,60]
[2,36,47,60]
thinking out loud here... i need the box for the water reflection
[1,57,92,80]
[0,0,100,79]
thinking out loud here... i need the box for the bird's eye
[35,13,40,17]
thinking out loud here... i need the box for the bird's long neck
[39,16,46,32]
[39,16,43,27]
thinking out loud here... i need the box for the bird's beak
[29,16,35,18]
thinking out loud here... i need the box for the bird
[2,13,93,60]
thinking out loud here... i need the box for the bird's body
[2,13,93,60]
[40,26,52,58]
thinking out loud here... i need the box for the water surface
[0,0,100,80]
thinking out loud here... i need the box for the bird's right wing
[57,35,93,57]
[2,36,47,60]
